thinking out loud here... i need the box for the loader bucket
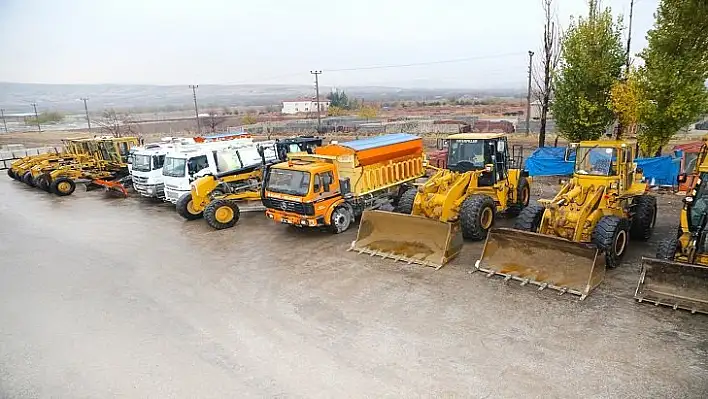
[348,210,463,269]
[635,257,708,315]
[473,228,605,299]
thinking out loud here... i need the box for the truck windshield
[267,169,311,196]
[133,154,152,172]
[163,157,186,177]
[575,147,617,176]
[447,140,487,169]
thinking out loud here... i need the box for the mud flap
[348,210,463,269]
[635,257,708,314]
[473,228,604,299]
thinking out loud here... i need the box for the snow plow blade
[635,257,708,315]
[348,210,463,269]
[473,228,605,300]
[92,179,129,197]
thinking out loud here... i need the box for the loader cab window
[447,140,490,172]
[688,172,708,231]
[575,147,617,176]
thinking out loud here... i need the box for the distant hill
[0,82,524,114]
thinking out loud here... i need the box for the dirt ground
[0,175,706,398]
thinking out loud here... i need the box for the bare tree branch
[533,0,561,147]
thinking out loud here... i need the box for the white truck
[130,138,196,198]
[162,139,278,204]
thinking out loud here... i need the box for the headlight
[685,196,694,203]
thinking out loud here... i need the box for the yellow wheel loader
[351,133,530,268]
[636,142,708,314]
[474,140,656,299]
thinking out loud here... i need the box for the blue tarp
[526,146,681,185]
[526,147,574,176]
[636,155,681,186]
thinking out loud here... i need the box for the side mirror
[323,182,330,192]
[313,182,321,192]
[497,140,506,152]
[678,173,688,184]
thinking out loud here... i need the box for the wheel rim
[480,207,493,229]
[614,229,628,256]
[187,201,200,215]
[334,211,348,228]
[214,205,234,223]
[57,182,71,193]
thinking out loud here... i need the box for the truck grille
[263,197,314,216]
[132,175,148,184]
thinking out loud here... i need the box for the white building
[281,98,330,115]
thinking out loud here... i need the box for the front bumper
[134,182,165,198]
[164,186,190,204]
[265,209,324,227]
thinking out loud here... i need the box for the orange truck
[262,133,426,233]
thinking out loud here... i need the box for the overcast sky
[0,0,660,89]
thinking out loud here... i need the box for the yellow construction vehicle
[263,133,427,238]
[636,141,708,314]
[474,140,656,299]
[176,137,322,229]
[350,133,530,268]
[8,138,92,183]
[36,137,139,196]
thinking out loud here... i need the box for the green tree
[636,0,708,156]
[327,89,350,109]
[241,114,257,125]
[609,67,645,139]
[552,0,625,141]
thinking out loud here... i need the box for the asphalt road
[0,176,706,398]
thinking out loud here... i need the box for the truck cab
[263,158,340,228]
[163,140,278,203]
[131,142,181,198]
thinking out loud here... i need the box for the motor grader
[350,133,530,268]
[34,137,139,196]
[177,136,322,229]
[474,140,656,299]
[8,138,93,183]
[636,141,708,314]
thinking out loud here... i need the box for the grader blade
[473,228,604,299]
[635,257,708,315]
[348,210,463,269]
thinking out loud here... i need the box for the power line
[324,52,523,72]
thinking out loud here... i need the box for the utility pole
[625,0,635,71]
[80,97,91,131]
[30,102,41,132]
[525,51,534,135]
[0,109,7,133]
[189,84,201,134]
[310,70,322,133]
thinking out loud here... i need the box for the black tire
[329,206,352,234]
[459,194,496,240]
[507,176,531,216]
[7,168,15,179]
[655,228,680,260]
[176,193,203,220]
[514,203,545,232]
[22,171,35,186]
[204,199,240,230]
[34,174,51,192]
[592,215,631,269]
[50,177,76,196]
[395,188,417,214]
[630,195,657,240]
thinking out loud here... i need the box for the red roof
[673,141,704,153]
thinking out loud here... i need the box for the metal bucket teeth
[473,228,605,299]
[349,210,463,269]
[635,257,708,315]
